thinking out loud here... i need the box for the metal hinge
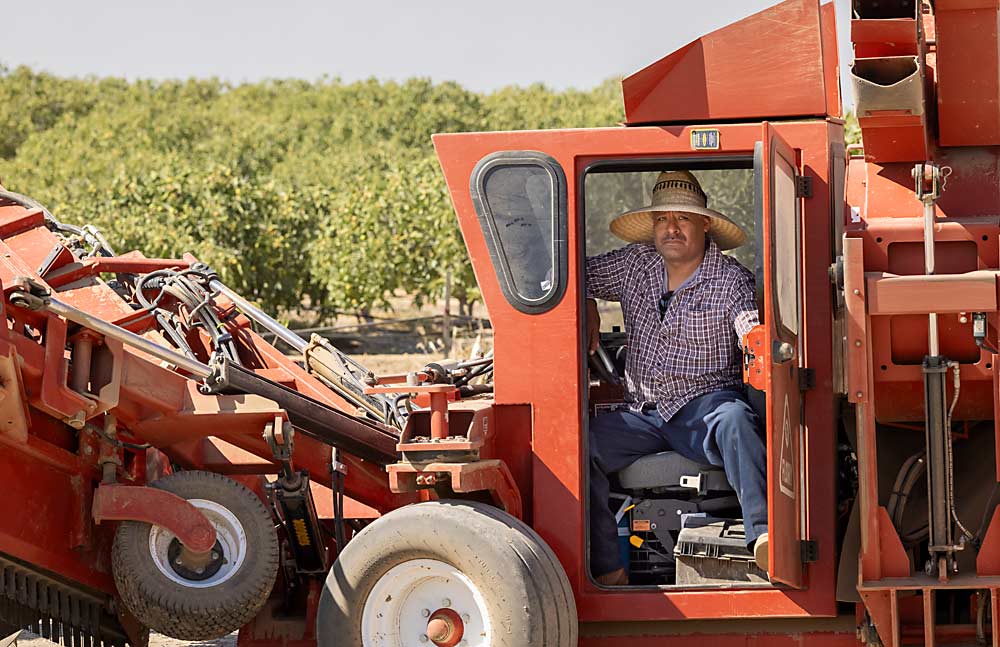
[799,367,815,391]
[801,540,819,563]
[796,175,813,198]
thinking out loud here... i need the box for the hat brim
[609,203,749,250]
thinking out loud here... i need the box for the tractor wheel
[111,471,279,641]
[317,500,577,647]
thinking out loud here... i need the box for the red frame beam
[92,484,217,554]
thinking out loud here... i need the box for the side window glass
[470,151,567,313]
[773,155,799,337]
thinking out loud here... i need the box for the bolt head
[853,289,861,296]
[175,558,183,565]
[211,551,219,561]
[856,391,864,399]
[419,634,429,643]
[195,566,204,574]
[461,613,470,623]
[960,316,969,324]
[854,339,862,347]
[421,608,430,618]
[442,598,451,607]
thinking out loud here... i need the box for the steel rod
[38,294,212,379]
[210,279,307,353]
[924,198,940,356]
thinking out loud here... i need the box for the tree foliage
[0,66,626,316]
[0,64,861,317]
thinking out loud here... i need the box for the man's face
[652,211,710,263]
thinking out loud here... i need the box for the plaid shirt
[586,240,759,421]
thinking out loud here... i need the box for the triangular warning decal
[779,395,795,499]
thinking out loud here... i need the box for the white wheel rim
[361,559,490,647]
[148,498,248,589]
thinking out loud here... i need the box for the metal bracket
[799,367,816,391]
[263,416,295,480]
[679,472,711,496]
[796,175,813,199]
[679,474,702,491]
[913,162,946,203]
[800,539,819,563]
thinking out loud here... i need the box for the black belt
[640,402,658,413]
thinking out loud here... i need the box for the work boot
[754,532,769,572]
[596,567,628,586]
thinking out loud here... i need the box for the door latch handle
[772,340,795,364]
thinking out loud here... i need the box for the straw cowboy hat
[610,170,748,250]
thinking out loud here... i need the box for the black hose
[453,360,494,387]
[887,450,929,546]
[458,384,494,397]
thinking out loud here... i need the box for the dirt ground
[17,632,235,647]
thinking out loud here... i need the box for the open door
[755,123,804,588]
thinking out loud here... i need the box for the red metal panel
[865,271,998,315]
[978,507,1000,575]
[436,119,839,621]
[92,484,217,553]
[877,507,910,578]
[621,0,829,125]
[577,623,859,647]
[860,590,899,647]
[936,0,1000,146]
[819,2,843,119]
[856,113,929,164]
[0,444,115,595]
[844,189,1000,422]
[45,252,189,288]
[760,122,804,589]
[844,238,869,404]
[851,19,919,58]
[0,206,45,237]
[848,151,1000,221]
[995,360,1000,483]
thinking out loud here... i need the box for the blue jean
[589,390,768,577]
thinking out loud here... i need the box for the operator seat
[618,451,732,497]
[616,451,740,583]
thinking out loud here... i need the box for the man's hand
[586,298,601,355]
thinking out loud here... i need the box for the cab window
[471,151,567,313]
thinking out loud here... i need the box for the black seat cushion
[618,451,733,493]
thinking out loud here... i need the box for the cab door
[755,123,805,588]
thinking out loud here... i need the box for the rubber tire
[111,471,279,641]
[317,500,577,647]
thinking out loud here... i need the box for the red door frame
[760,122,806,588]
[433,118,842,622]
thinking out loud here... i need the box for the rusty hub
[426,608,464,647]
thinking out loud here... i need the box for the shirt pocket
[679,308,729,364]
